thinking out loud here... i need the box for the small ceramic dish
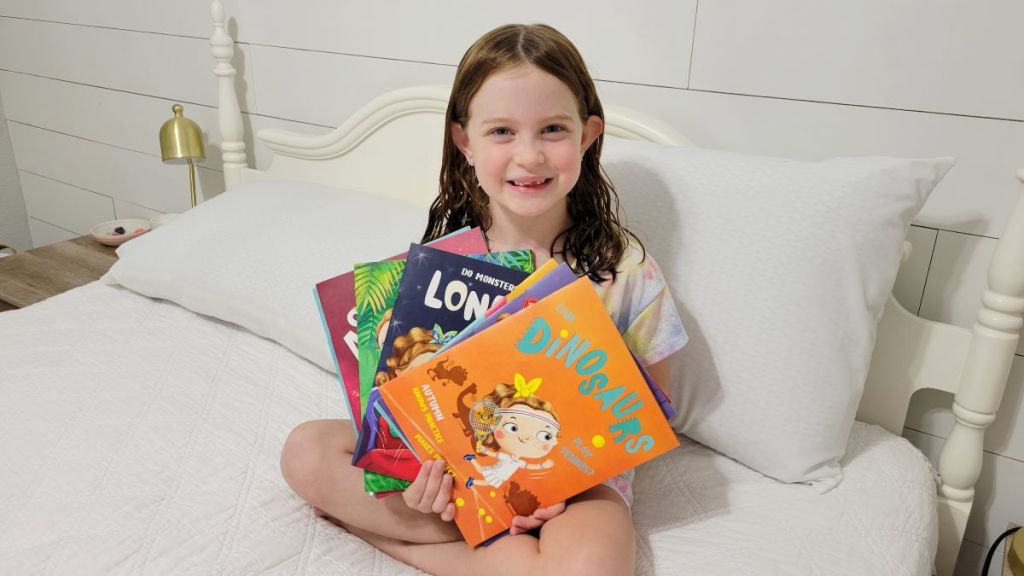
[90,218,152,247]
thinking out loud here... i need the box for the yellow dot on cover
[485,516,493,523]
[489,490,496,498]
[560,329,569,338]
[455,498,465,507]
[592,435,606,448]
[478,508,486,516]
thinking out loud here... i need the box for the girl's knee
[280,420,331,499]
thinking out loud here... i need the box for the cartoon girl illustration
[463,374,560,489]
[374,326,443,387]
[375,308,392,352]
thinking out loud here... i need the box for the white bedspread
[0,283,937,575]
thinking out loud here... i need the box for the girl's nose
[514,140,545,167]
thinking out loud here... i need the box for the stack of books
[315,227,678,546]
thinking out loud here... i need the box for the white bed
[0,282,938,575]
[1,2,1021,574]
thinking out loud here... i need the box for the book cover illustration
[378,277,680,546]
[438,260,576,353]
[354,250,535,494]
[432,261,676,421]
[313,227,487,430]
[352,244,532,483]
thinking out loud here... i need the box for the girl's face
[452,65,603,225]
[494,404,559,459]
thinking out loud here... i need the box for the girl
[281,23,687,576]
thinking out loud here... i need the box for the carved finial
[211,0,224,25]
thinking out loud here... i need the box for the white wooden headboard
[209,2,1024,573]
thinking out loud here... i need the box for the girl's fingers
[402,460,432,508]
[430,470,454,514]
[440,501,455,522]
[419,459,447,509]
[531,501,566,521]
[510,515,543,535]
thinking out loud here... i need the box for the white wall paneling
[0,17,254,112]
[0,82,30,251]
[0,0,215,39]
[689,0,1024,121]
[8,122,221,215]
[596,82,1024,239]
[27,217,76,247]
[113,199,163,221]
[251,45,456,128]
[0,71,224,168]
[230,0,696,88]
[893,225,938,315]
[919,231,1024,356]
[0,70,330,177]
[19,171,114,235]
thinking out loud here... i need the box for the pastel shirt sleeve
[594,248,688,367]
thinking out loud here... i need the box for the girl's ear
[451,121,471,156]
[580,115,605,155]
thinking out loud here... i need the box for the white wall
[0,85,30,251]
[0,1,1021,572]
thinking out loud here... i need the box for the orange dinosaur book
[378,277,680,547]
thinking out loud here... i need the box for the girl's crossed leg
[280,419,636,576]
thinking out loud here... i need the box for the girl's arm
[645,356,673,397]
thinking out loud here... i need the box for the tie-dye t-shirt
[586,243,687,508]
[589,243,688,368]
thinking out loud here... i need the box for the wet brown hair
[422,24,644,283]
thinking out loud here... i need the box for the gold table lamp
[159,103,206,207]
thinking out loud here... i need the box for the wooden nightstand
[0,235,117,311]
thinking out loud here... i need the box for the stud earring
[466,156,474,167]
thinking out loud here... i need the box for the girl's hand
[402,459,455,522]
[509,501,566,535]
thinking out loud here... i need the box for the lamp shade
[159,104,206,164]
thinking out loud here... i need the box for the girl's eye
[491,127,513,137]
[503,422,519,433]
[543,125,566,134]
[536,431,553,442]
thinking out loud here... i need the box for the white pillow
[601,139,953,489]
[105,180,425,373]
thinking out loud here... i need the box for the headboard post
[934,183,1024,576]
[210,0,248,190]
